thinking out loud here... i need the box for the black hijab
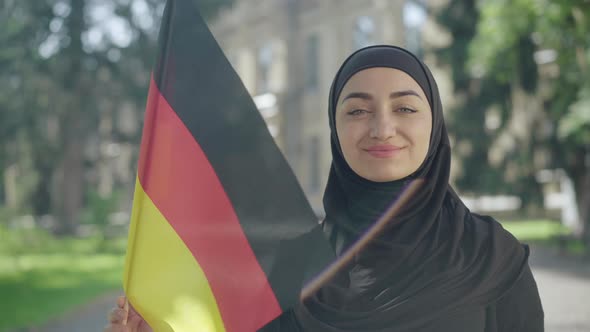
[293,45,529,331]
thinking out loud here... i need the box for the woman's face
[335,67,432,182]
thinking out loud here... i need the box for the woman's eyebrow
[341,92,372,104]
[390,90,422,100]
[341,90,422,104]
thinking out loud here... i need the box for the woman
[106,45,544,331]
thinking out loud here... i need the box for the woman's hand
[104,296,153,332]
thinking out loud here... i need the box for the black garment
[261,260,544,331]
[261,45,544,331]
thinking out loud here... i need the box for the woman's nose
[369,110,396,140]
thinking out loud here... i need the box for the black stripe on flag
[152,0,335,310]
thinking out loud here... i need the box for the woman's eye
[397,107,416,114]
[348,109,367,116]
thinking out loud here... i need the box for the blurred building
[210,0,452,214]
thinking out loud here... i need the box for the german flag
[122,1,334,331]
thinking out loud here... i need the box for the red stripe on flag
[137,75,282,331]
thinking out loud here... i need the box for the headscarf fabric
[294,45,529,331]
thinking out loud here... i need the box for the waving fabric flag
[122,1,335,331]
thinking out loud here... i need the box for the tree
[0,0,234,234]
[0,1,56,213]
[434,0,499,194]
[467,0,590,245]
[433,0,544,210]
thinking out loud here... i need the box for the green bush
[0,226,126,330]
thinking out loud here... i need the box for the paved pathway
[21,245,590,332]
[31,291,122,332]
[528,246,590,332]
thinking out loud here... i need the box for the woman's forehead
[338,67,429,102]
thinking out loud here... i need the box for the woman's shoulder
[466,213,544,329]
[490,262,545,331]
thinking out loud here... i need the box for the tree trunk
[55,110,85,235]
[578,175,590,249]
[571,151,590,249]
[568,148,590,250]
[54,0,87,235]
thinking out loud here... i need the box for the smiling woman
[259,45,545,331]
[335,67,432,182]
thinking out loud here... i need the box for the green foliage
[0,206,16,225]
[559,83,590,145]
[0,0,235,232]
[454,0,590,244]
[501,219,587,254]
[0,226,126,330]
[434,0,479,91]
[81,190,124,228]
[0,223,53,260]
[436,0,589,206]
[470,0,590,142]
[434,0,517,194]
[468,0,537,82]
[501,219,570,242]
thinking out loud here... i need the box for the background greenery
[0,225,125,330]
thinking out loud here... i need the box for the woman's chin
[358,170,409,183]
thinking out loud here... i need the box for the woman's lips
[364,145,405,158]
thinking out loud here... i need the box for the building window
[403,0,427,58]
[353,16,376,50]
[309,136,321,192]
[257,43,273,94]
[305,34,319,92]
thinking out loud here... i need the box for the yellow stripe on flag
[124,177,226,332]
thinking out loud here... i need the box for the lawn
[0,226,126,331]
[501,219,569,242]
[501,219,585,254]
